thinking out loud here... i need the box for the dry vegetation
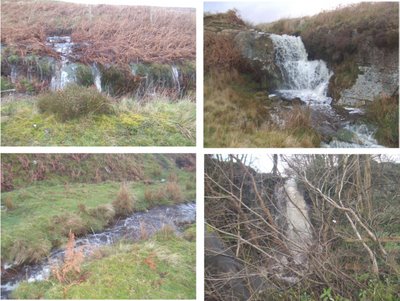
[204,68,320,147]
[205,155,400,300]
[1,0,195,64]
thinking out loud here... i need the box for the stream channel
[269,34,383,148]
[1,202,196,299]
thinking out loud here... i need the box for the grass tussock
[112,183,135,217]
[204,69,320,147]
[166,181,184,203]
[365,94,399,147]
[4,196,16,210]
[37,85,114,122]
[1,1,195,64]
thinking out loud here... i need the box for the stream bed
[1,202,196,299]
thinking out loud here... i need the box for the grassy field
[1,93,195,146]
[1,0,195,64]
[11,226,196,299]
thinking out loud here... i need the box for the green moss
[0,76,14,91]
[7,54,20,64]
[75,64,94,87]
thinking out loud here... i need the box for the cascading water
[282,178,312,265]
[1,202,195,299]
[47,36,76,90]
[171,66,180,94]
[270,34,332,105]
[91,63,102,92]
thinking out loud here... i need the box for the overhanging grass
[1,98,195,146]
[11,234,196,299]
[1,178,195,264]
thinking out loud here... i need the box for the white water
[322,124,384,148]
[283,178,312,265]
[47,36,76,90]
[10,65,17,83]
[91,63,102,92]
[171,65,180,92]
[270,34,332,105]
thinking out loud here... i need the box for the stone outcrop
[337,43,399,106]
[204,15,283,90]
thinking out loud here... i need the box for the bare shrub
[52,232,85,284]
[112,183,135,217]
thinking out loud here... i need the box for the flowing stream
[1,202,196,299]
[269,34,383,148]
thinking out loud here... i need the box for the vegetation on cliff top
[1,0,195,64]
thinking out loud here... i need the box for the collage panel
[1,1,196,147]
[1,153,196,299]
[205,154,400,300]
[204,2,399,148]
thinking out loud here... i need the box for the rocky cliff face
[337,41,399,106]
[204,13,282,90]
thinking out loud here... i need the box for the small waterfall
[274,178,312,265]
[270,34,332,105]
[171,65,180,93]
[47,36,76,90]
[91,63,102,92]
[10,65,18,83]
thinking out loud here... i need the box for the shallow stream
[1,202,196,299]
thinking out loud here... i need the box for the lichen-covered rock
[335,41,398,106]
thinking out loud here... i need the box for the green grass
[1,97,195,146]
[11,232,196,299]
[1,177,195,265]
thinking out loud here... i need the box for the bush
[37,85,114,122]
[112,183,135,217]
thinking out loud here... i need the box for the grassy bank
[204,69,321,147]
[11,226,196,299]
[1,154,195,265]
[1,178,195,266]
[365,94,399,148]
[1,88,195,146]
